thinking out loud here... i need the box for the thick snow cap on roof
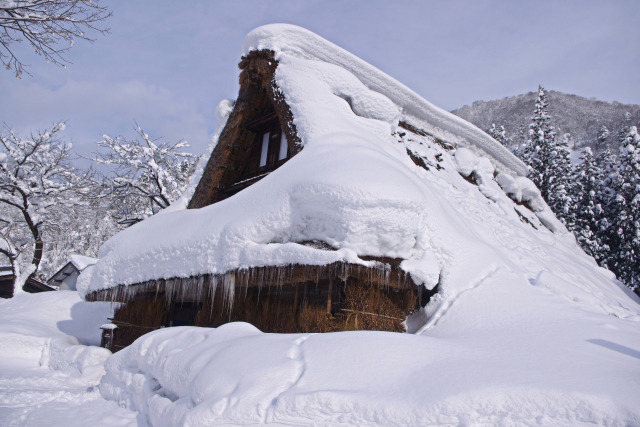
[78,24,638,324]
[69,254,98,272]
[243,24,528,177]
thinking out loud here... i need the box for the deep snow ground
[99,270,640,426]
[0,292,140,426]
[1,284,639,426]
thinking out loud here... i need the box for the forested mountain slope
[452,91,640,153]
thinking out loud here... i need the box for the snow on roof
[79,25,639,324]
[243,24,528,177]
[68,254,98,272]
[100,323,118,330]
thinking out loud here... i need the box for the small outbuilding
[0,266,56,298]
[47,255,98,291]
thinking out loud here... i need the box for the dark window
[239,118,289,181]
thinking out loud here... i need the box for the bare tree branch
[0,0,111,77]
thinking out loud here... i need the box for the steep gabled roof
[242,24,528,176]
[47,254,97,287]
[79,25,637,323]
[188,50,300,208]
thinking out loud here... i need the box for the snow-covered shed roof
[69,254,98,272]
[48,254,97,287]
[79,24,638,324]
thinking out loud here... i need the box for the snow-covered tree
[596,125,610,147]
[548,133,575,227]
[519,87,552,175]
[617,112,633,143]
[608,126,640,290]
[522,86,575,226]
[524,86,555,188]
[94,126,197,226]
[571,147,603,258]
[0,123,86,293]
[38,193,121,278]
[0,0,110,77]
[589,147,619,265]
[487,123,509,148]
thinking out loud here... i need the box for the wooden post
[327,278,333,315]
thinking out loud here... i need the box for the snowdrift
[0,291,111,373]
[0,292,141,426]
[102,275,640,426]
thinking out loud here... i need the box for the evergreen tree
[596,125,610,147]
[572,147,601,258]
[617,112,633,143]
[487,123,509,148]
[592,147,617,266]
[523,86,575,227]
[524,86,556,195]
[609,126,640,291]
[548,133,575,228]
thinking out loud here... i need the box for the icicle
[277,265,284,289]
[223,272,235,317]
[210,275,218,305]
[179,277,187,304]
[165,278,174,306]
[207,274,218,321]
[240,269,249,299]
[196,275,205,302]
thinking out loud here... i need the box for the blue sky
[1,0,638,158]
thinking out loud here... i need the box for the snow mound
[0,292,112,371]
[496,173,546,212]
[101,277,640,427]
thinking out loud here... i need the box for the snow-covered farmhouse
[80,24,621,351]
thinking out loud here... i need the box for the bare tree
[0,0,110,77]
[0,122,85,293]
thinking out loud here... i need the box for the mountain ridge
[451,90,640,153]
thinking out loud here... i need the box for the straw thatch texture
[188,50,301,208]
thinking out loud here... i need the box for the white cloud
[0,78,213,160]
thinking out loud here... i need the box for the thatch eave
[85,256,422,304]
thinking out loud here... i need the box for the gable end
[188,50,301,209]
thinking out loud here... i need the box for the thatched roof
[81,25,600,321]
[189,50,301,208]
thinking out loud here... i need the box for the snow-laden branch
[0,0,111,77]
[93,125,197,226]
[0,122,89,293]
